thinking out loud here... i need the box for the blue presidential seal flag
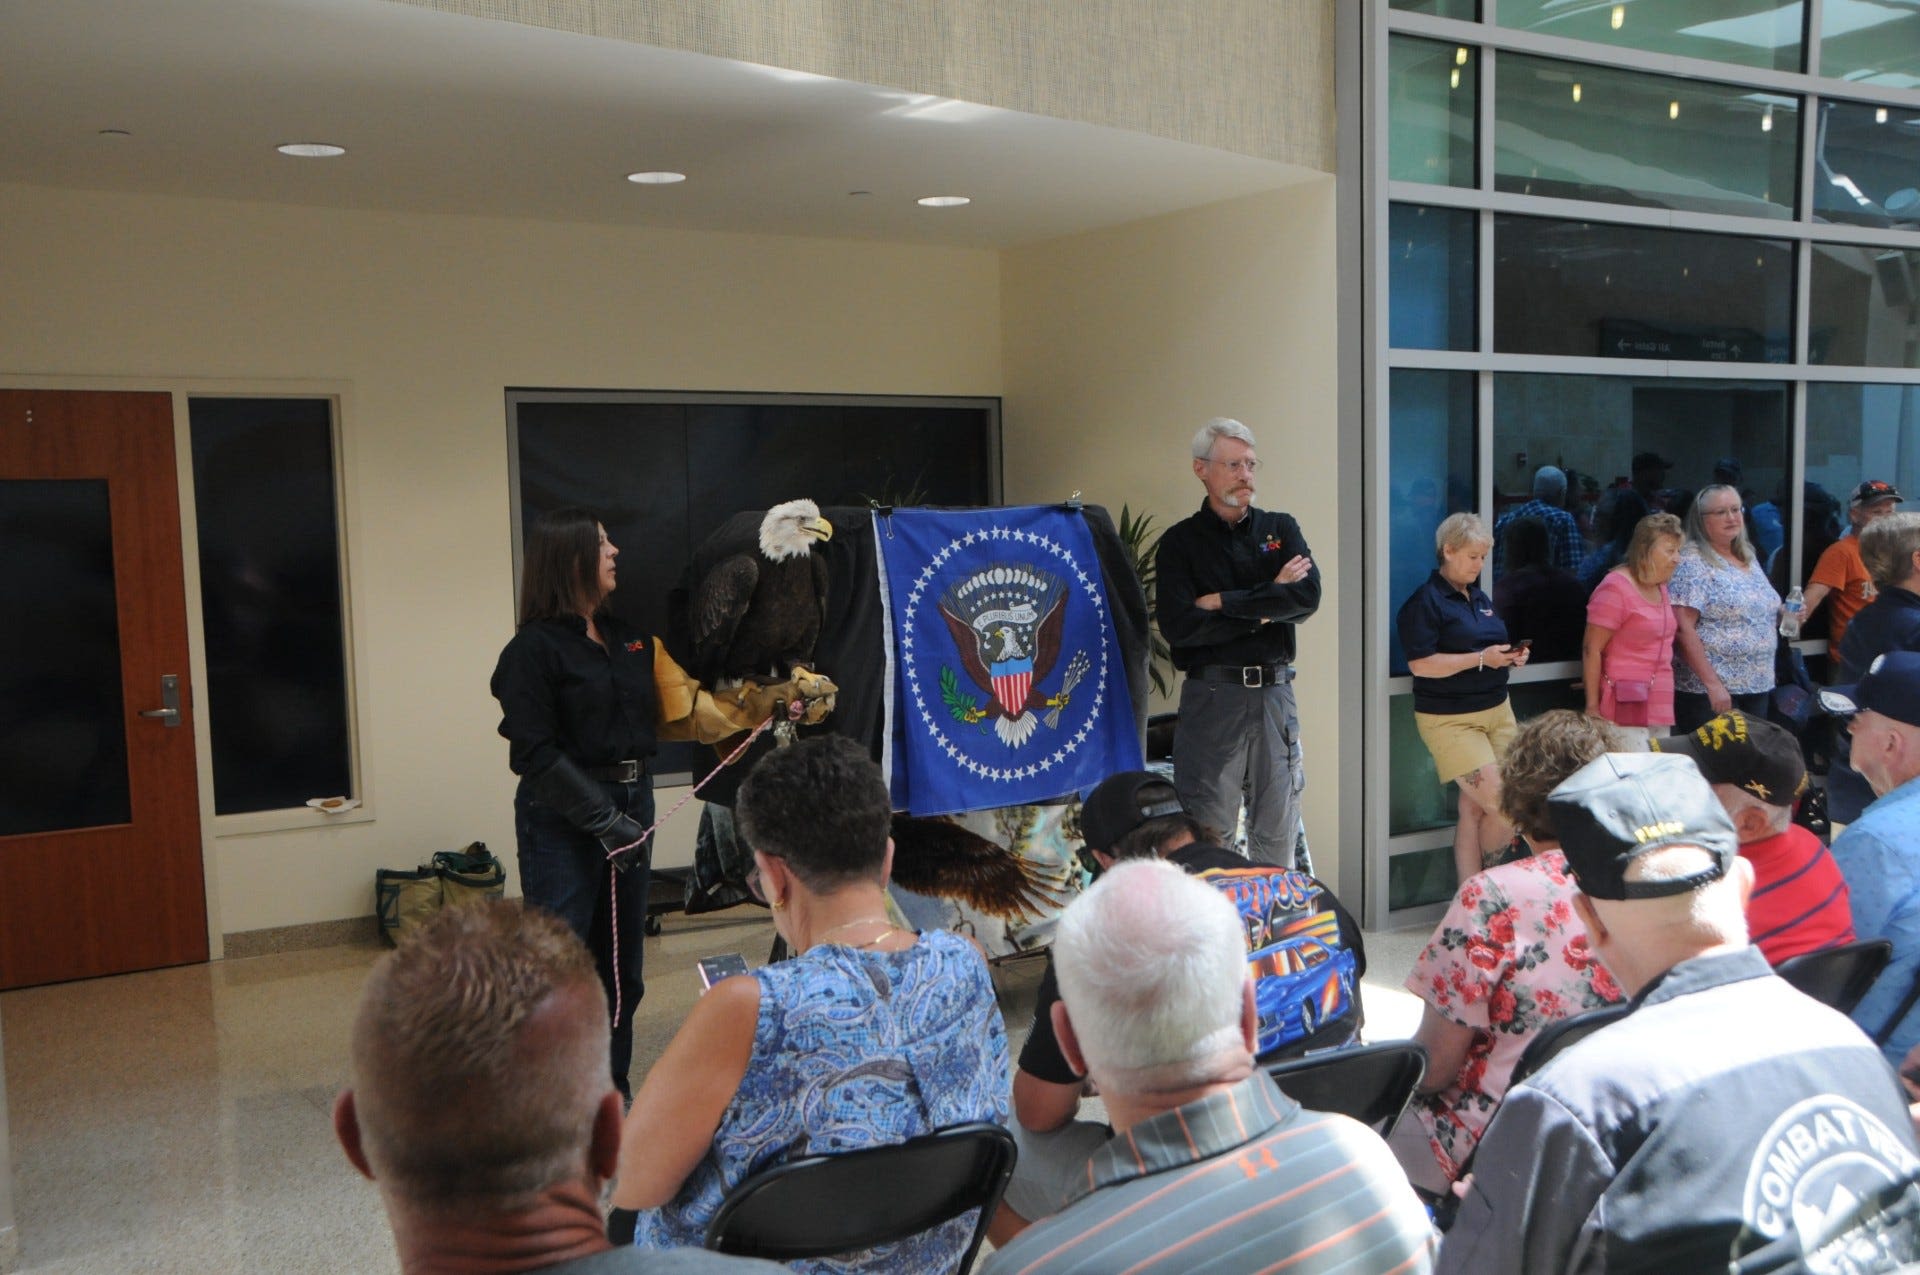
[875,505,1143,815]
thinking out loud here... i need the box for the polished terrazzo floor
[1,905,1427,1274]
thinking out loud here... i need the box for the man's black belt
[584,759,647,783]
[1190,663,1293,689]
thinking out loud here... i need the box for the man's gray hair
[1533,465,1568,501]
[1191,417,1256,461]
[1052,858,1248,1087]
[1861,512,1920,590]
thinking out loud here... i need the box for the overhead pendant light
[1762,105,1774,132]
[626,171,686,184]
[1879,108,1891,124]
[1450,67,1461,90]
[1455,46,1468,66]
[1572,83,1583,103]
[277,142,346,158]
[1611,5,1625,30]
[1669,100,1680,120]
[917,195,970,207]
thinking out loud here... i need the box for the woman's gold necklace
[811,917,898,950]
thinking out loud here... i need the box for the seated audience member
[1393,710,1625,1192]
[333,901,779,1274]
[1653,710,1854,962]
[1823,653,1920,1066]
[1001,772,1364,1237]
[983,859,1436,1275]
[1437,753,1920,1274]
[1825,511,1920,828]
[609,736,1008,1273]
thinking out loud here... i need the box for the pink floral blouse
[1404,850,1624,1180]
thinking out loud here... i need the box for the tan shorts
[1415,699,1518,785]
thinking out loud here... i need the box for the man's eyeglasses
[1208,457,1258,475]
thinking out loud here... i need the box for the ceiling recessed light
[277,142,345,158]
[626,171,686,185]
[917,195,970,208]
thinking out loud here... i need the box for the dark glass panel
[1389,370,1475,676]
[1389,36,1477,188]
[1496,53,1797,218]
[1820,3,1920,89]
[1814,100,1920,232]
[1389,203,1477,351]
[1810,244,1920,369]
[1494,215,1795,363]
[1390,0,1477,17]
[1495,1,1805,73]
[1388,844,1458,911]
[0,479,133,835]
[1492,372,1790,597]
[190,398,351,814]
[1388,693,1454,837]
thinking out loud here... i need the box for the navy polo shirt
[1397,569,1510,714]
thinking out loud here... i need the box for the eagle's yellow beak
[806,517,834,543]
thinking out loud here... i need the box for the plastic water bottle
[1780,586,1805,639]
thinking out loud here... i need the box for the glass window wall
[1814,100,1920,231]
[1389,369,1475,675]
[1495,1,1805,73]
[1389,203,1476,350]
[1389,36,1477,187]
[1802,383,1920,596]
[1810,244,1920,370]
[1495,53,1797,218]
[1494,215,1795,362]
[1389,0,1476,17]
[1819,0,1920,88]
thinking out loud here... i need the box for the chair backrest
[1775,939,1894,1016]
[702,1121,1016,1270]
[1264,1040,1427,1134]
[1511,1003,1632,1085]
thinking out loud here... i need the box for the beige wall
[0,181,1001,939]
[402,0,1337,171]
[1000,184,1345,879]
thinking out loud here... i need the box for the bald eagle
[690,499,834,687]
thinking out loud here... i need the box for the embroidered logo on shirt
[1260,536,1284,553]
[625,639,646,653]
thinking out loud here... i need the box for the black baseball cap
[1545,753,1736,901]
[1821,651,1920,729]
[1850,479,1905,509]
[1652,711,1807,808]
[1079,771,1184,854]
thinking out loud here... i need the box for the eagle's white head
[759,498,834,561]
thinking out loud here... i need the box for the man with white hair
[1437,753,1920,1274]
[333,901,777,1274]
[1824,651,1920,1065]
[1492,464,1581,575]
[982,859,1433,1275]
[1154,417,1321,869]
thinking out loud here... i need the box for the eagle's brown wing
[690,553,758,673]
[1022,596,1069,709]
[938,605,994,692]
[889,814,1073,923]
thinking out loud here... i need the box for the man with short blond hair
[334,901,774,1274]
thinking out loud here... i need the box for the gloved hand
[732,671,839,726]
[526,756,652,872]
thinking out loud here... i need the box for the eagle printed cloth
[875,505,1144,815]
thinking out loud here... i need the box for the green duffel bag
[434,842,506,910]
[375,864,442,946]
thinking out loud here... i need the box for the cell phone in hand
[1513,639,1534,650]
[696,953,750,991]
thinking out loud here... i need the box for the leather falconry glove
[526,755,651,872]
[730,670,839,727]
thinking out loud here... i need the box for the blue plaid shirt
[1493,501,1582,575]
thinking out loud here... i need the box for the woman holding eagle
[490,506,835,1097]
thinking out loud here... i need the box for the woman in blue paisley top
[612,736,1010,1273]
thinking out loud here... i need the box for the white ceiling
[0,0,1313,249]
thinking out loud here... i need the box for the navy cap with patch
[1545,753,1736,901]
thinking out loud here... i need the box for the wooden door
[0,390,208,987]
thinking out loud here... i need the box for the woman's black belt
[583,759,648,783]
[1190,663,1293,688]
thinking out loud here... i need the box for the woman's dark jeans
[1672,689,1771,735]
[515,776,654,1097]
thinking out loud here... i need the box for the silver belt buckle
[1241,666,1264,688]
[612,759,639,783]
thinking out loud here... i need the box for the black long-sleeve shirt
[1154,501,1321,670]
[490,613,661,778]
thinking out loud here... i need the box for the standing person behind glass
[491,507,832,1099]
[1575,487,1650,593]
[1804,480,1905,656]
[1397,513,1532,887]
[1667,484,1779,734]
[1491,518,1584,664]
[1582,513,1683,749]
[1826,512,1920,831]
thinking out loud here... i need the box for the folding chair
[702,1122,1016,1272]
[1264,1039,1428,1135]
[1510,1004,1632,1086]
[1774,938,1893,1016]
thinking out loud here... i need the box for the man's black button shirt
[1154,500,1321,670]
